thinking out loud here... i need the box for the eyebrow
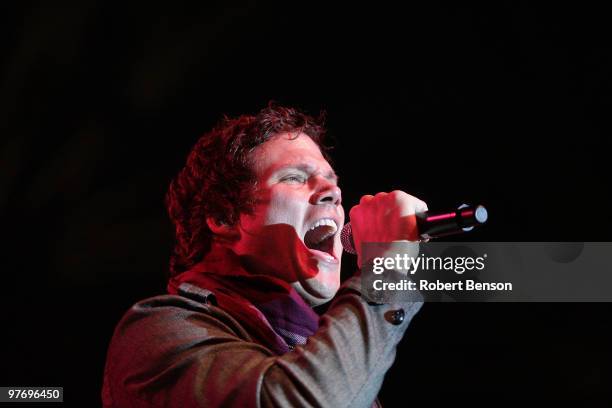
[276,163,339,183]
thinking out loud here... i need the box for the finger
[398,191,428,214]
[416,200,428,214]
[391,190,428,214]
[359,194,374,204]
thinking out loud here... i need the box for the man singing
[102,103,427,407]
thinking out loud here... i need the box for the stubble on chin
[293,268,341,306]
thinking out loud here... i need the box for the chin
[293,273,341,307]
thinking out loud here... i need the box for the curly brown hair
[165,103,330,277]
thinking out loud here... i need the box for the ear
[206,217,240,241]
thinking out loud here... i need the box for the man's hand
[348,191,428,268]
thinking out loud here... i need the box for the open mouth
[303,218,338,260]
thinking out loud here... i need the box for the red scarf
[167,249,320,354]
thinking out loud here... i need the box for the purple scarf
[168,257,320,354]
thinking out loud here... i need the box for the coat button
[386,309,405,325]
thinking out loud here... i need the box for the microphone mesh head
[340,223,356,254]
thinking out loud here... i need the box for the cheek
[263,189,307,226]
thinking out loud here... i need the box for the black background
[2,2,611,405]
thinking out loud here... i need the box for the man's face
[233,133,344,306]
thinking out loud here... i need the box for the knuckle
[359,194,373,204]
[390,190,408,201]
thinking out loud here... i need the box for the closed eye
[280,174,307,183]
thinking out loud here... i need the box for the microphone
[340,204,488,254]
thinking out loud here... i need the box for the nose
[310,177,342,206]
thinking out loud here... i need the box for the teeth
[309,218,338,233]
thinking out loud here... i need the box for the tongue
[304,225,335,249]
